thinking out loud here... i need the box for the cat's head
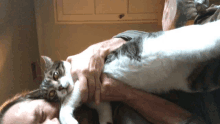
[40,56,74,101]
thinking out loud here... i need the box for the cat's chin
[57,90,68,98]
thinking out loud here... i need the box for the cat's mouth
[58,83,70,94]
[58,85,66,91]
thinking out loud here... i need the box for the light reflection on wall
[0,32,12,74]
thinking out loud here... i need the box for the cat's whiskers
[56,50,61,60]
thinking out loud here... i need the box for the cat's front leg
[59,81,82,124]
[88,102,113,124]
[59,106,79,124]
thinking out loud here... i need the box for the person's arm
[66,30,154,104]
[162,0,197,31]
[100,74,206,124]
[126,88,191,124]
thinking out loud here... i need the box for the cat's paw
[88,102,113,124]
[60,106,79,124]
[60,116,79,124]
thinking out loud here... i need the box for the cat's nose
[58,85,64,91]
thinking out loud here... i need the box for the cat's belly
[103,55,197,93]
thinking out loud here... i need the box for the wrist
[123,87,142,102]
[98,38,126,58]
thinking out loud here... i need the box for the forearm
[125,88,197,124]
[100,65,206,124]
[100,74,192,124]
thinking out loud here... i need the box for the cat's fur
[41,20,220,124]
[104,20,220,93]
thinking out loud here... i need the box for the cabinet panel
[128,0,159,13]
[62,0,94,14]
[96,0,127,14]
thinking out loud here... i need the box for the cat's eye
[49,90,56,98]
[53,71,59,80]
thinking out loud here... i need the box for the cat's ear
[26,89,45,99]
[41,56,53,68]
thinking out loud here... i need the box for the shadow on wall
[0,0,41,104]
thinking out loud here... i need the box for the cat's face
[40,56,74,101]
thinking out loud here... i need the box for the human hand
[66,38,126,104]
[66,45,105,105]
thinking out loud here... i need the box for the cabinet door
[62,0,94,14]
[54,0,164,24]
[95,0,127,14]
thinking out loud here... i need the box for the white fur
[103,20,220,93]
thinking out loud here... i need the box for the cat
[40,57,113,124]
[40,20,220,124]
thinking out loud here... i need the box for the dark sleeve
[113,30,149,41]
[180,115,206,124]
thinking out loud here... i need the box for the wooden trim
[55,20,159,24]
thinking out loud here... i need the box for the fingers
[94,69,101,105]
[77,74,88,103]
[100,74,113,101]
[66,50,104,104]
[89,55,102,104]
[87,73,96,101]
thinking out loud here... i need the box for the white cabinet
[54,0,164,24]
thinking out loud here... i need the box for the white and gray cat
[41,56,113,124]
[40,20,220,124]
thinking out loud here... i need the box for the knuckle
[80,87,88,94]
[81,69,88,75]
[103,82,111,88]
[89,68,96,74]
[70,69,77,75]
[66,56,71,61]
[67,56,75,62]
